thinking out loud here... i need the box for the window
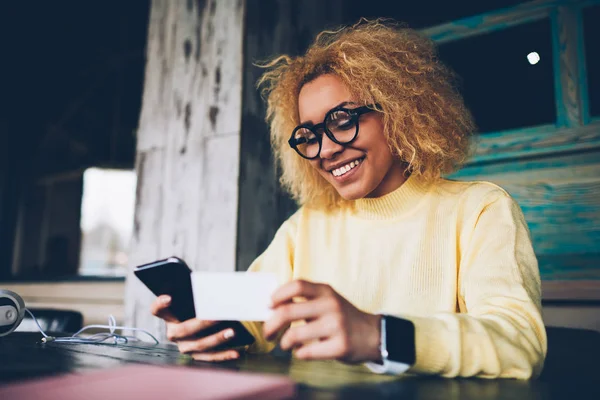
[583,4,600,118]
[79,168,136,277]
[436,19,556,133]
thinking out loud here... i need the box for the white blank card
[191,272,279,321]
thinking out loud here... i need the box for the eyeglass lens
[293,110,357,158]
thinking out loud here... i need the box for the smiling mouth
[330,157,364,177]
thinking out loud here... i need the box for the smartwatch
[365,315,416,374]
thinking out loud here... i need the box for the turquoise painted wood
[578,3,592,124]
[551,9,569,127]
[450,150,600,281]
[554,5,587,127]
[432,1,600,283]
[421,0,600,44]
[468,122,600,164]
[421,1,557,44]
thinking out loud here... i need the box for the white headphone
[0,289,161,345]
[0,289,25,337]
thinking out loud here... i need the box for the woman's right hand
[150,295,240,361]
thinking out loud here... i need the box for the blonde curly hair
[257,18,475,209]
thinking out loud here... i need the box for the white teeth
[331,158,363,177]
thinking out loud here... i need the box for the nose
[319,134,344,160]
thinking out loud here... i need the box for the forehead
[298,74,352,123]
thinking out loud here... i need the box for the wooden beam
[237,0,344,272]
[421,1,600,45]
[453,149,600,181]
[420,0,560,44]
[553,5,588,127]
[0,118,16,280]
[110,10,127,163]
[465,121,600,165]
[543,280,600,301]
[125,0,246,339]
[2,281,125,325]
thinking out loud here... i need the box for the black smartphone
[134,256,255,349]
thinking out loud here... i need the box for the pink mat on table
[0,364,296,400]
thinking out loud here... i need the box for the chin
[334,184,370,201]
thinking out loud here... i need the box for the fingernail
[224,329,235,339]
[161,296,171,304]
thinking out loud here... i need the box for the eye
[294,128,318,144]
[327,111,354,131]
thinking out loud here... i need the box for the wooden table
[1,330,599,399]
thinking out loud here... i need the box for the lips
[331,158,363,177]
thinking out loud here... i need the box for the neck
[365,160,409,198]
[353,173,432,219]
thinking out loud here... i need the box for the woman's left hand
[263,280,382,363]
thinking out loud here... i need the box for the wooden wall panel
[0,118,21,281]
[125,0,245,339]
[237,0,343,272]
[2,282,125,326]
[542,303,600,332]
[470,122,600,163]
[238,1,600,290]
[452,149,600,281]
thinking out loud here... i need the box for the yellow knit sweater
[242,175,547,379]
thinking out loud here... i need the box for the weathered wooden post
[125,0,245,338]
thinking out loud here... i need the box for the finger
[279,317,334,351]
[166,319,218,342]
[190,349,240,362]
[271,280,328,308]
[263,299,328,340]
[150,296,178,323]
[177,328,236,353]
[294,338,347,361]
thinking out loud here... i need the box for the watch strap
[364,315,413,375]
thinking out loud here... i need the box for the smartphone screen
[134,257,255,348]
[134,257,195,322]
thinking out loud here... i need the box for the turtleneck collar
[351,173,433,220]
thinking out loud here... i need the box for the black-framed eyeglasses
[288,104,380,159]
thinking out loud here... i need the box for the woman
[151,19,547,379]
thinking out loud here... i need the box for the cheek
[366,137,395,172]
[308,160,324,173]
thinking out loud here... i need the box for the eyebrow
[299,101,357,126]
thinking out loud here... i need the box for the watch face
[385,316,416,365]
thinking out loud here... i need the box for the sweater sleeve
[402,191,547,379]
[239,212,298,353]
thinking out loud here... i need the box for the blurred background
[1,0,598,335]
